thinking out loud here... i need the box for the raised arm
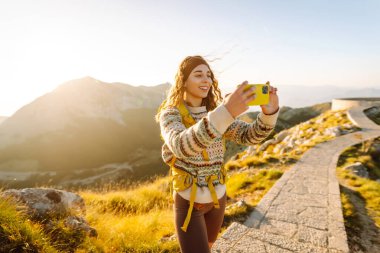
[220,80,280,145]
[159,106,224,159]
[223,109,279,145]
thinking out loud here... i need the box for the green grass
[226,169,283,206]
[226,109,359,174]
[0,168,287,252]
[0,197,57,253]
[81,177,171,215]
[337,140,380,228]
[341,192,356,219]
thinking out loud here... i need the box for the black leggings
[173,191,227,253]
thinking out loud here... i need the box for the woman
[155,55,279,253]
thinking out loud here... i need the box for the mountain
[0,77,171,187]
[248,85,380,110]
[0,116,8,125]
[0,76,351,188]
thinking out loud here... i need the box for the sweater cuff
[258,108,280,127]
[207,104,235,135]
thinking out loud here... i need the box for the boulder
[315,117,325,124]
[2,188,85,219]
[226,199,247,211]
[343,162,370,178]
[275,131,289,143]
[370,143,380,162]
[1,188,97,237]
[324,127,341,137]
[273,143,286,154]
[258,139,276,152]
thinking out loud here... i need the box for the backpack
[160,100,228,232]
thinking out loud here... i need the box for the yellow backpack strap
[178,101,210,161]
[181,176,198,232]
[177,102,194,128]
[169,157,176,202]
[207,175,220,209]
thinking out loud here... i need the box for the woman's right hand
[223,81,256,119]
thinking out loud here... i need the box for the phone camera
[262,86,268,94]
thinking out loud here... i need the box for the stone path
[213,106,380,253]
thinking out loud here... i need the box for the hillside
[224,102,332,162]
[0,116,7,125]
[0,77,171,187]
[1,107,378,252]
[0,76,335,189]
[3,75,375,191]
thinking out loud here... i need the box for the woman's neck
[183,94,202,107]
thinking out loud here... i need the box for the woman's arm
[160,106,231,159]
[222,81,280,145]
[222,108,279,145]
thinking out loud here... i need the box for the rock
[324,127,341,137]
[343,162,370,178]
[311,132,321,139]
[1,188,85,219]
[1,188,97,237]
[275,131,289,143]
[246,145,258,156]
[370,144,380,161]
[258,139,276,152]
[302,139,313,146]
[160,234,177,243]
[226,200,247,211]
[64,216,98,237]
[282,135,292,143]
[273,144,285,154]
[342,123,353,128]
[283,146,293,153]
[315,117,325,124]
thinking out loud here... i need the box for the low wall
[332,98,380,111]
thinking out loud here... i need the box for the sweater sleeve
[222,107,280,145]
[159,106,227,159]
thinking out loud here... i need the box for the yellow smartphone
[243,84,270,106]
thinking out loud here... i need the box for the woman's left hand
[260,81,279,115]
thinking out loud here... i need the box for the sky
[0,0,379,116]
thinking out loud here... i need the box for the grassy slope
[1,107,379,252]
[337,139,380,252]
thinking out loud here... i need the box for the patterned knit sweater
[159,102,279,203]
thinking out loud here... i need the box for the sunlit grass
[337,140,380,228]
[77,209,178,252]
[0,196,57,253]
[226,169,283,206]
[1,108,369,251]
[226,109,359,173]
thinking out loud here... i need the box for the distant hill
[0,77,171,186]
[248,85,380,110]
[0,76,342,188]
[0,116,8,125]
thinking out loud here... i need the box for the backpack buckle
[198,175,206,185]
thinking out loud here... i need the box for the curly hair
[155,55,222,123]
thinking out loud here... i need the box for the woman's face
[184,64,212,102]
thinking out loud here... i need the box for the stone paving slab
[212,222,333,253]
[213,105,380,253]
